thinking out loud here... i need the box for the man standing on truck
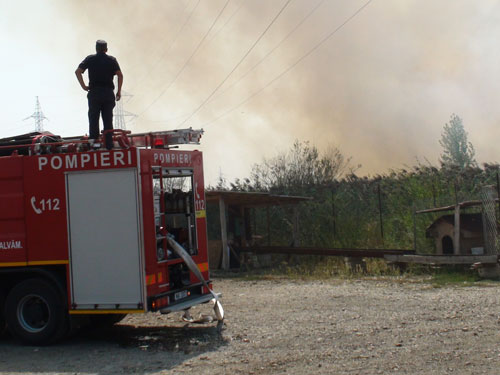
[75,40,123,150]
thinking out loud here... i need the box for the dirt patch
[2,277,500,374]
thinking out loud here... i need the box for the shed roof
[205,191,312,207]
[426,213,483,235]
[416,199,498,214]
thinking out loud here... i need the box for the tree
[439,114,477,169]
[249,140,356,195]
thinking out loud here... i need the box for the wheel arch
[0,266,67,303]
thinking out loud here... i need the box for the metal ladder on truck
[0,128,204,155]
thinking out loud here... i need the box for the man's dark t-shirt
[78,52,120,89]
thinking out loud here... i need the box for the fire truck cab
[0,129,222,345]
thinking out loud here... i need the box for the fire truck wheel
[5,279,68,345]
[0,288,6,336]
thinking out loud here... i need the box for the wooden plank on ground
[239,246,414,258]
[384,254,498,265]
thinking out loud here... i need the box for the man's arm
[75,68,89,91]
[116,70,123,101]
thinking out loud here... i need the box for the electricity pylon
[24,96,48,132]
[113,90,137,130]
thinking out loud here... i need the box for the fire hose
[166,235,224,325]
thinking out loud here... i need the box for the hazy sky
[1,0,499,183]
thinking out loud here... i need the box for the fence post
[292,206,299,247]
[454,204,460,255]
[331,189,336,241]
[219,197,229,270]
[378,184,384,244]
[496,171,500,215]
[266,206,271,246]
[413,205,417,252]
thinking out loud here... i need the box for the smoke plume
[4,0,500,183]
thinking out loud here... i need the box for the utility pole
[24,96,48,132]
[113,90,137,130]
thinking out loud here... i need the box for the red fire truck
[0,129,223,345]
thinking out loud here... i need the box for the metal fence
[481,185,498,255]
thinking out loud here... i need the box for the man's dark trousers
[88,87,115,150]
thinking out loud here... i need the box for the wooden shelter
[415,199,498,256]
[205,191,311,270]
[386,199,499,266]
[426,213,485,255]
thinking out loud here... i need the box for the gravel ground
[2,277,500,374]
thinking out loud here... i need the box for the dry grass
[216,256,499,288]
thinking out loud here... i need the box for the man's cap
[96,40,107,49]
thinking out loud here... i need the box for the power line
[3,121,34,135]
[176,0,293,128]
[129,0,199,92]
[137,0,320,127]
[208,0,244,42]
[128,0,192,73]
[196,0,326,112]
[130,0,243,126]
[139,0,231,116]
[201,0,374,128]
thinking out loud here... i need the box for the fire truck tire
[5,279,68,345]
[0,288,6,336]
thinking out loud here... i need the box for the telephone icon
[31,197,42,214]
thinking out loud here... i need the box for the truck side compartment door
[66,169,144,310]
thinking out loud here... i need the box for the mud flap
[166,235,224,324]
